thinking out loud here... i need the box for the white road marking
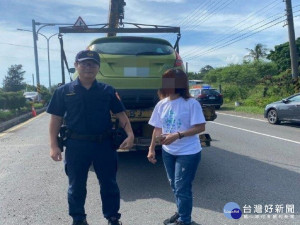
[211,121,300,145]
[217,112,266,122]
[0,112,46,138]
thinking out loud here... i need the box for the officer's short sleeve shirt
[47,79,125,135]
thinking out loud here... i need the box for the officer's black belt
[68,132,112,143]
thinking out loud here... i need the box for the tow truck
[57,0,216,151]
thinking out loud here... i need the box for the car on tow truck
[88,36,184,109]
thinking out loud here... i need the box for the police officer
[47,50,134,225]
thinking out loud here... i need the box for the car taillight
[218,94,223,97]
[197,94,207,98]
[174,51,183,67]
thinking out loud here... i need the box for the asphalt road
[0,112,299,225]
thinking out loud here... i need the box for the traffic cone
[31,105,37,117]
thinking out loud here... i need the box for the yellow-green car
[76,36,185,109]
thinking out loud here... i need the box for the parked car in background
[264,93,300,124]
[190,88,223,109]
[23,92,39,102]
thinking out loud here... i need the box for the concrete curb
[0,107,46,133]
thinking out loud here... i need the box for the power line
[0,42,78,54]
[168,0,235,44]
[164,0,222,42]
[185,0,235,32]
[186,15,292,67]
[184,0,225,30]
[0,42,47,50]
[183,11,285,59]
[183,4,300,59]
[181,0,282,58]
[185,17,287,60]
[177,0,213,27]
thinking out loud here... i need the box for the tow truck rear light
[174,51,183,67]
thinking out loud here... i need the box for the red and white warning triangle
[74,16,87,27]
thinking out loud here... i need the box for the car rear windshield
[91,41,174,55]
[201,89,220,95]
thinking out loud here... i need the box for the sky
[0,0,299,88]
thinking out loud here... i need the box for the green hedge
[0,110,14,122]
[0,91,26,110]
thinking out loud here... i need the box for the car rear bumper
[199,99,223,107]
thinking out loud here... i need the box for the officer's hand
[119,135,134,150]
[50,147,62,161]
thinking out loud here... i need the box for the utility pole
[186,62,188,73]
[285,0,299,83]
[32,20,40,95]
[32,74,35,86]
[107,0,126,37]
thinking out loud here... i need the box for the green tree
[187,72,201,80]
[2,65,25,92]
[267,37,300,72]
[200,65,214,75]
[39,85,51,104]
[203,61,278,87]
[244,43,269,62]
[24,84,37,92]
[50,84,59,93]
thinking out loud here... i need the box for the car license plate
[124,67,149,77]
[209,96,215,99]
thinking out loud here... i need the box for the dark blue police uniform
[47,78,125,222]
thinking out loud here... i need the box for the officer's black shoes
[163,212,179,224]
[108,217,122,225]
[72,219,89,225]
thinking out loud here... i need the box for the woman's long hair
[158,68,191,100]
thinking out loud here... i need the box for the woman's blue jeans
[162,149,201,224]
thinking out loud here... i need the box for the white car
[23,92,39,102]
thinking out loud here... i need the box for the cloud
[225,54,241,65]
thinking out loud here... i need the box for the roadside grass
[0,110,14,122]
[0,102,45,122]
[221,103,264,115]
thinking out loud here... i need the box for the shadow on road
[117,147,300,215]
[277,121,300,128]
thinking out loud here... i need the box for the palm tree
[244,43,269,62]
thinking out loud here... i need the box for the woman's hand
[147,148,157,164]
[161,133,179,145]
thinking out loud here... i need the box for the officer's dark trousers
[65,139,120,221]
